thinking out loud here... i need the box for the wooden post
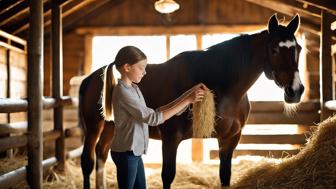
[27,0,43,188]
[84,34,93,74]
[52,0,65,170]
[320,10,334,121]
[192,34,204,162]
[5,49,13,158]
[166,34,170,60]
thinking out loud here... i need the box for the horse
[79,14,304,189]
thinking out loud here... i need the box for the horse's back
[79,66,107,126]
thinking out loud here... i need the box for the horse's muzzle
[284,84,304,103]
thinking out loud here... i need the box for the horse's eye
[271,47,279,55]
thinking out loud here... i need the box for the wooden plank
[0,30,27,46]
[248,0,320,20]
[0,0,29,28]
[210,149,300,159]
[0,122,27,134]
[65,127,82,137]
[27,0,43,188]
[250,100,320,112]
[247,112,320,125]
[84,34,92,74]
[0,41,26,53]
[0,97,73,113]
[76,25,266,36]
[192,139,203,162]
[239,134,307,144]
[52,1,65,170]
[246,0,320,34]
[0,135,27,152]
[43,130,61,142]
[296,0,336,15]
[320,11,334,121]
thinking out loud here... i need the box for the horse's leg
[81,120,104,189]
[95,122,114,189]
[161,137,181,189]
[218,120,242,187]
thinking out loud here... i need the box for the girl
[102,46,206,189]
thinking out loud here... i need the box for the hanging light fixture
[154,0,180,14]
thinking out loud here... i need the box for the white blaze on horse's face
[279,39,299,63]
[292,71,302,91]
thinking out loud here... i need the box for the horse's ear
[287,14,300,34]
[268,14,278,34]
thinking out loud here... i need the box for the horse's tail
[102,63,116,121]
[78,75,91,137]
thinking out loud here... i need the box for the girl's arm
[159,83,207,121]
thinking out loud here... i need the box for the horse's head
[264,14,304,103]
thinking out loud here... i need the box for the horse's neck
[232,32,269,99]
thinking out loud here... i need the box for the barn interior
[0,0,335,188]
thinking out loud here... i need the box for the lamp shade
[154,0,180,14]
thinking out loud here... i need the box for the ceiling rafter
[0,0,24,15]
[0,0,29,28]
[245,0,320,34]
[12,0,111,37]
[295,0,336,15]
[9,0,70,35]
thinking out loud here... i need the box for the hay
[192,90,216,138]
[231,115,336,189]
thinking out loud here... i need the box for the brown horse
[79,14,304,189]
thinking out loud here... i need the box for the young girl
[102,46,206,189]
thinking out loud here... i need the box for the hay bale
[231,115,336,189]
[192,90,216,138]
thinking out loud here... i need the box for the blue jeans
[111,151,146,189]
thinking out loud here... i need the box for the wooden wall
[0,44,27,123]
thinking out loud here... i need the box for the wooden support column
[320,10,334,121]
[5,49,13,158]
[27,0,43,188]
[192,34,204,162]
[166,34,170,60]
[84,34,93,74]
[52,0,65,170]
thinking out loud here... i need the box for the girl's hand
[188,83,208,103]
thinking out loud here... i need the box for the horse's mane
[183,30,268,87]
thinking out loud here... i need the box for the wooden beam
[0,30,27,46]
[239,134,307,144]
[27,0,43,188]
[0,97,73,113]
[247,112,319,125]
[250,100,320,112]
[246,0,320,34]
[0,135,27,152]
[0,0,24,14]
[43,130,61,142]
[0,122,27,134]
[52,0,65,170]
[296,0,336,15]
[76,25,266,36]
[84,34,93,74]
[10,0,68,35]
[320,10,334,121]
[192,139,203,162]
[0,0,29,27]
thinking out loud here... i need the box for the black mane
[185,30,268,89]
